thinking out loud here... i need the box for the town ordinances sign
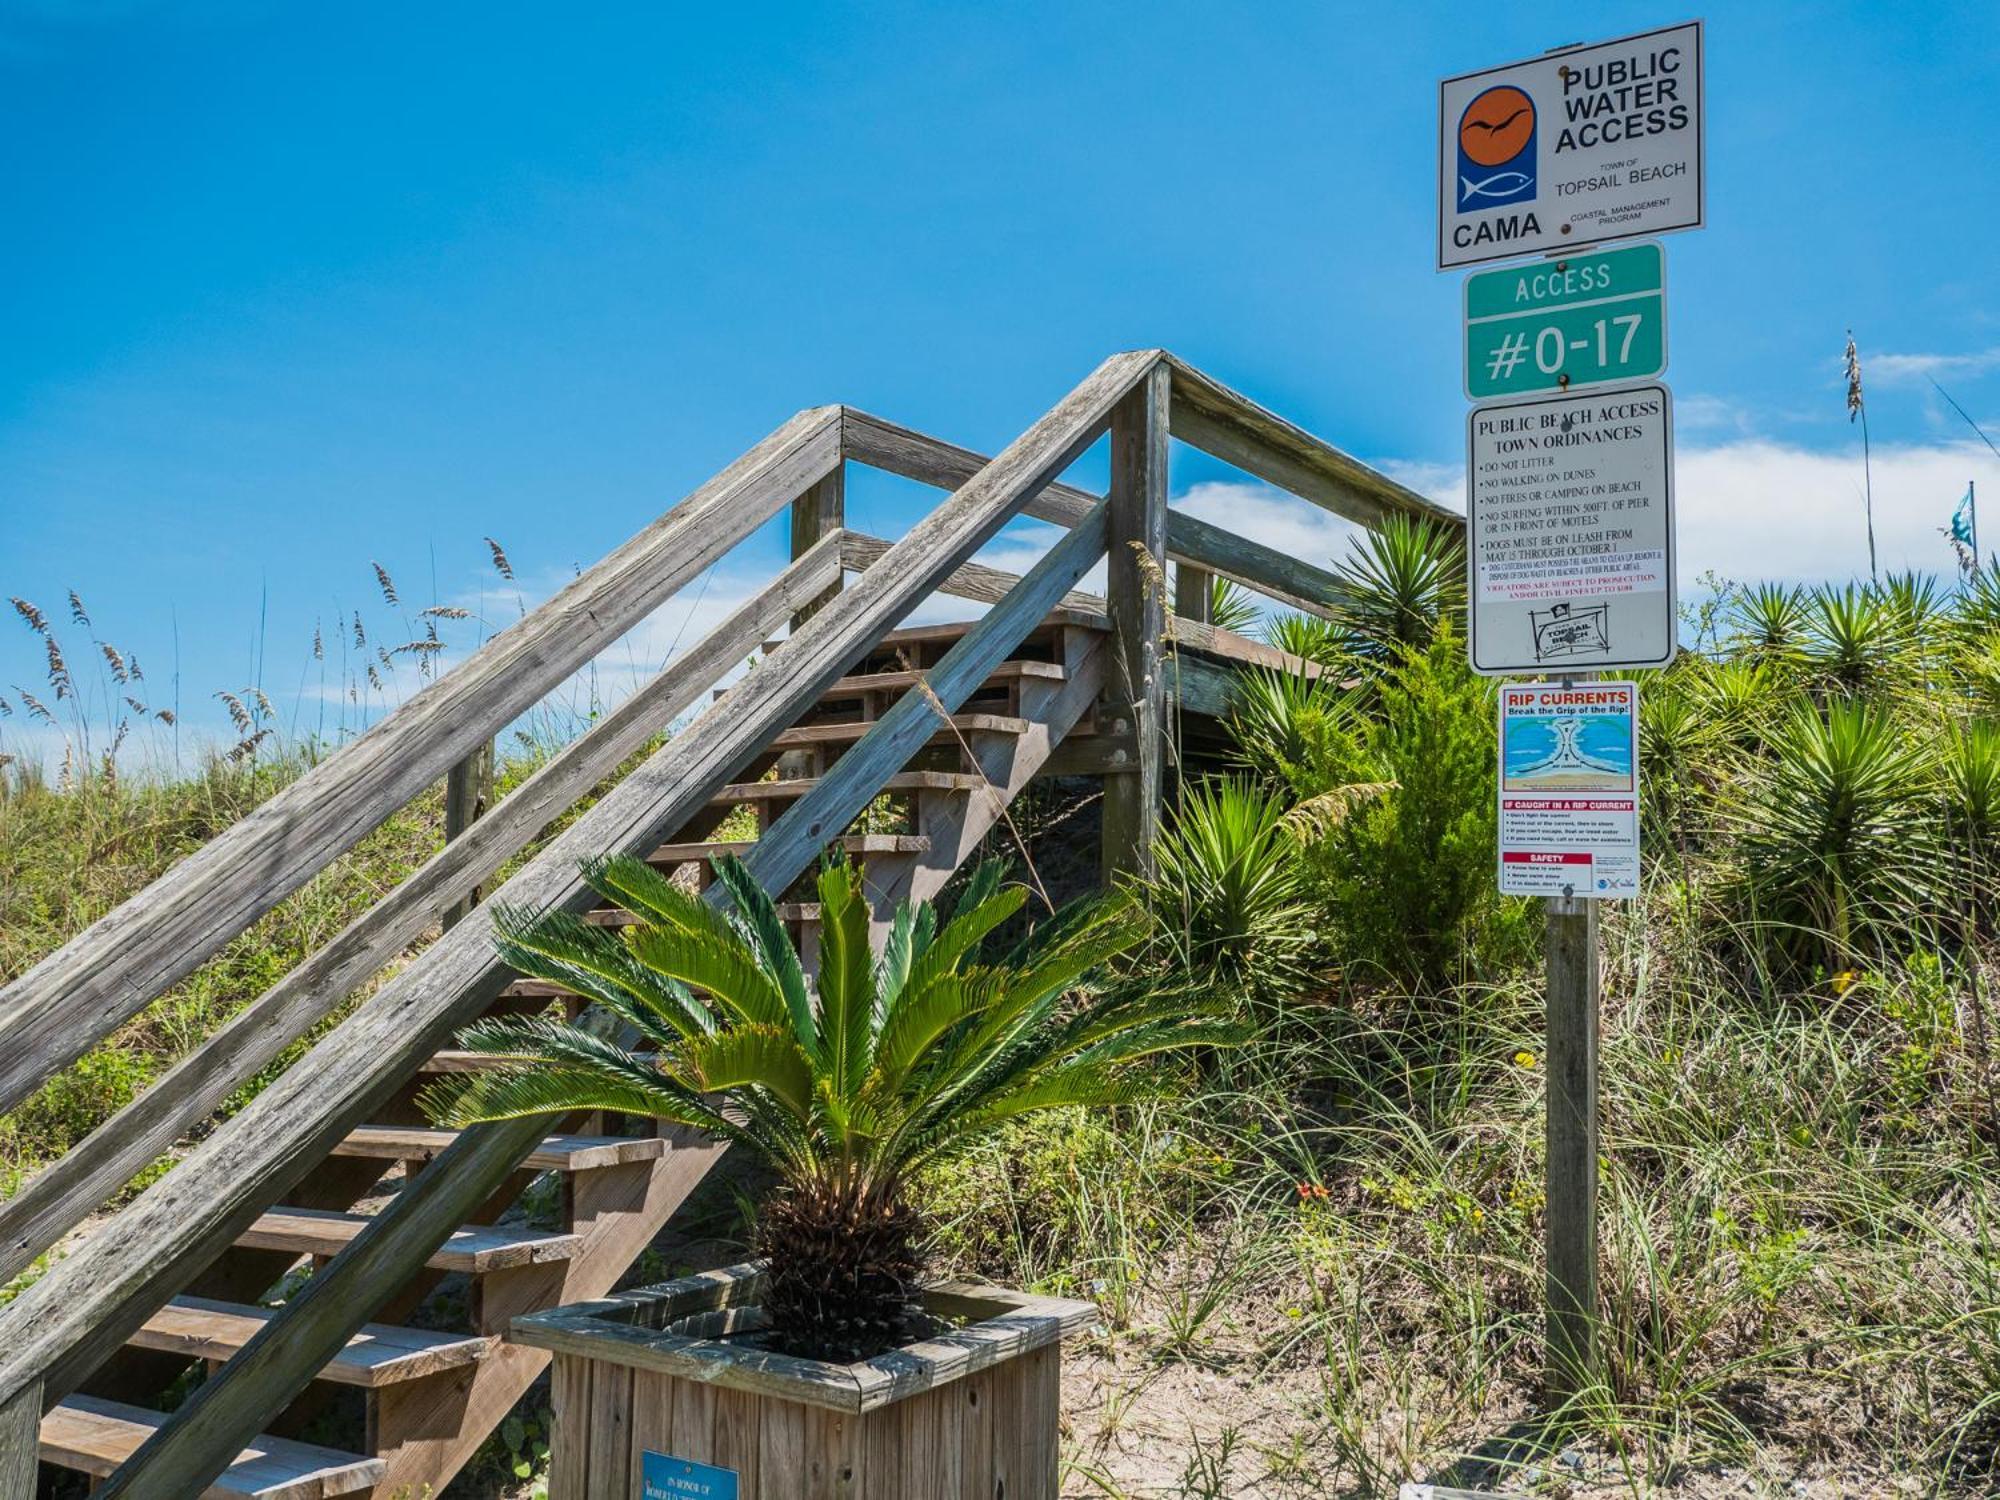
[1438,20,1703,269]
[1467,384,1675,675]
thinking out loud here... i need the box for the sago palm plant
[425,854,1235,1361]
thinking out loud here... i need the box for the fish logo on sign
[1456,84,1536,211]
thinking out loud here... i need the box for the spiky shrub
[1261,611,1345,670]
[1226,663,1358,791]
[1940,720,2000,939]
[1729,581,1808,665]
[1800,582,1914,698]
[1736,701,1939,969]
[1204,576,1261,635]
[424,855,1234,1362]
[1328,513,1466,663]
[1150,777,1312,987]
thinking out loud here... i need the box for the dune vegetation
[4,522,1998,1496]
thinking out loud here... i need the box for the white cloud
[1674,437,1998,587]
[1868,347,2000,384]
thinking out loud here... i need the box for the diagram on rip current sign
[1498,680,1640,898]
[1467,383,1675,675]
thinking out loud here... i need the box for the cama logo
[1456,84,1536,212]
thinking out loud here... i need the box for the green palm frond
[711,853,816,1052]
[676,1024,815,1118]
[625,921,792,1032]
[489,905,712,1045]
[814,858,878,1097]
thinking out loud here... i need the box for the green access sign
[1464,241,1667,400]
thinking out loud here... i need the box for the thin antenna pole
[1860,406,1878,584]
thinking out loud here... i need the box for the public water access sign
[1498,681,1640,898]
[1439,20,1703,268]
[1467,383,1675,675]
[1464,241,1666,400]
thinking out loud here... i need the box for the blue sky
[4,1,1998,765]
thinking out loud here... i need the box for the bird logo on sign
[1456,84,1536,212]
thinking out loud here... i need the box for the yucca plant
[1736,700,1939,968]
[1800,582,1914,698]
[1940,720,2000,938]
[1636,674,1718,855]
[1328,513,1466,663]
[1729,581,1808,665]
[1205,576,1261,635]
[1262,610,1345,669]
[1227,664,1357,791]
[1150,776,1313,987]
[425,854,1235,1361]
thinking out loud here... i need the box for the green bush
[1285,629,1531,987]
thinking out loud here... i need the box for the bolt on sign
[1466,383,1676,675]
[1438,20,1703,269]
[1497,680,1640,898]
[1464,241,1666,400]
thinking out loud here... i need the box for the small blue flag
[1951,486,1976,546]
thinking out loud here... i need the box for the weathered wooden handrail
[836,531,1319,676]
[0,348,1158,1431]
[0,405,841,1118]
[841,407,1361,617]
[1161,356,1464,532]
[82,350,1159,1499]
[0,537,843,1289]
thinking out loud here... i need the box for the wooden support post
[1101,364,1169,885]
[442,740,494,929]
[0,1378,38,1500]
[1174,563,1215,625]
[1544,890,1600,1400]
[790,466,846,627]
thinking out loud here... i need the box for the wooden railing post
[0,1378,38,1500]
[1102,363,1169,884]
[442,740,494,929]
[790,465,845,626]
[1175,564,1215,625]
[1545,892,1601,1399]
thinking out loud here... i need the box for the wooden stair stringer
[360,1127,728,1499]
[869,628,1108,916]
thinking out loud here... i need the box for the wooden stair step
[710,771,986,804]
[585,902,824,928]
[41,1394,385,1498]
[649,833,928,864]
[131,1295,492,1389]
[238,1207,580,1274]
[335,1125,667,1172]
[820,660,1064,695]
[771,713,1027,748]
[419,1049,520,1072]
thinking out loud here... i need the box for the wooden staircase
[0,353,1458,1499]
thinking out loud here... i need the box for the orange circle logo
[1458,85,1535,167]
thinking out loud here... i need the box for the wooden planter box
[512,1262,1096,1499]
